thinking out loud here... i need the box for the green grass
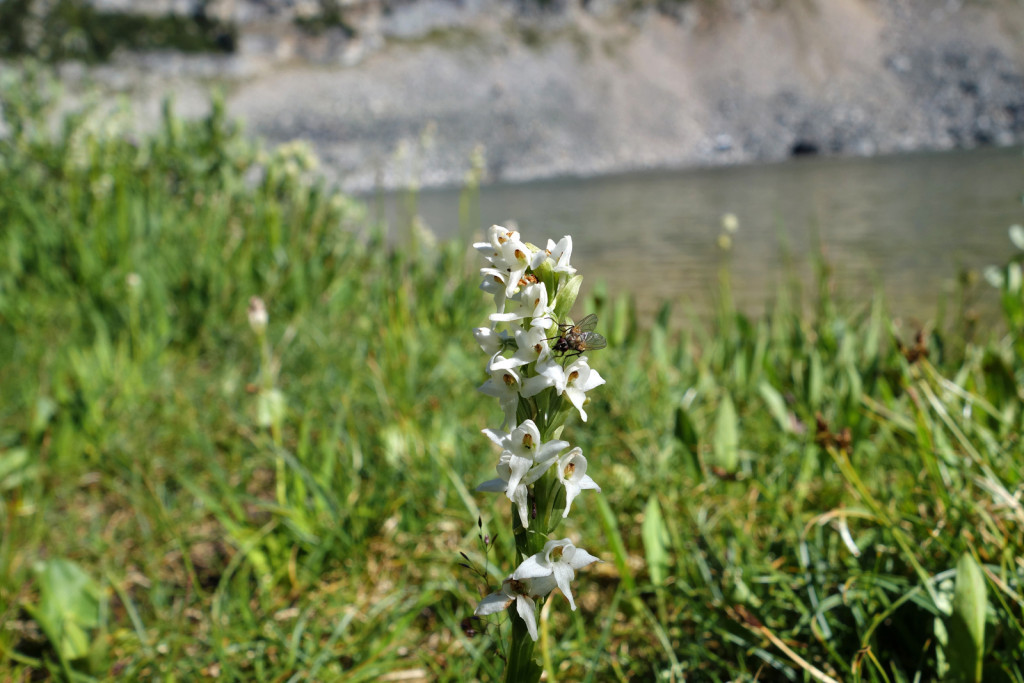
[0,0,235,64]
[1,66,1023,681]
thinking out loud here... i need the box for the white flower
[479,267,510,314]
[477,420,568,525]
[474,575,556,642]
[489,282,554,328]
[476,452,548,527]
[247,296,268,335]
[476,226,533,298]
[522,356,605,421]
[512,539,600,611]
[473,326,507,356]
[505,420,567,461]
[545,236,576,275]
[556,447,600,518]
[473,225,521,265]
[478,367,523,428]
[488,325,553,370]
[503,420,567,493]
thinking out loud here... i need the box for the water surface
[379,146,1023,322]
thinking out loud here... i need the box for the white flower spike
[470,226,607,662]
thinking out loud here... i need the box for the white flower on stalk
[474,226,533,298]
[504,420,566,491]
[476,452,549,527]
[247,296,268,335]
[478,367,525,429]
[545,235,576,275]
[474,575,557,642]
[473,225,522,265]
[556,447,600,518]
[488,325,553,370]
[477,420,568,526]
[489,282,554,329]
[522,356,606,421]
[512,539,600,611]
[473,326,507,356]
[479,267,511,313]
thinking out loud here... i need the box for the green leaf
[808,349,823,408]
[673,405,700,473]
[30,559,102,663]
[946,553,987,683]
[551,274,583,322]
[257,388,287,428]
[0,447,36,491]
[31,395,57,437]
[641,496,670,588]
[712,392,739,472]
[757,381,791,433]
[595,495,636,593]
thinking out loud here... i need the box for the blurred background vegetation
[0,0,235,63]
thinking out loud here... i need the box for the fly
[549,313,607,362]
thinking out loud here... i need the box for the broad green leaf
[0,447,34,490]
[551,274,583,322]
[946,553,987,683]
[673,404,699,472]
[757,381,791,433]
[595,495,635,593]
[808,350,823,408]
[257,388,287,428]
[713,392,739,472]
[30,559,102,662]
[641,496,670,588]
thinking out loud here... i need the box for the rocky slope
[34,0,1024,190]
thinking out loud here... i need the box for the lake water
[378,146,1024,323]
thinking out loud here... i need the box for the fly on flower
[549,313,607,362]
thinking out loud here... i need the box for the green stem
[505,604,543,683]
[259,335,286,507]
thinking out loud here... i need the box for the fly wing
[575,313,599,333]
[580,331,607,350]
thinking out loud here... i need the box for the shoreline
[9,0,1024,193]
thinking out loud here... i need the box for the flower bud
[248,296,268,336]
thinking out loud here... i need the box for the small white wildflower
[522,356,605,422]
[556,447,601,518]
[474,225,533,298]
[489,326,553,371]
[490,282,554,328]
[545,235,576,275]
[479,267,511,314]
[722,213,739,234]
[248,296,268,336]
[478,367,524,428]
[473,326,510,356]
[478,420,568,525]
[512,539,600,611]
[473,225,521,265]
[476,452,548,527]
[474,575,556,642]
